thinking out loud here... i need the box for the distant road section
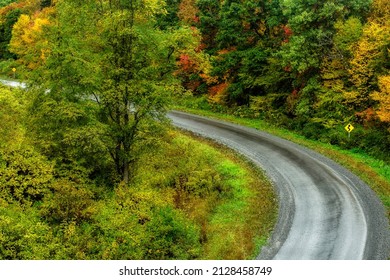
[0,79,26,88]
[168,110,390,260]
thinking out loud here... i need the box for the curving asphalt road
[168,110,390,260]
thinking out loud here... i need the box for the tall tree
[279,0,371,77]
[275,0,372,121]
[196,0,287,105]
[9,6,53,69]
[26,0,195,184]
[344,0,389,114]
[0,1,23,59]
[371,75,390,124]
[196,0,221,52]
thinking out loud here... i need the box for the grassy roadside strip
[177,131,278,259]
[172,105,390,221]
[130,129,278,259]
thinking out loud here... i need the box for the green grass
[172,103,390,221]
[166,132,277,259]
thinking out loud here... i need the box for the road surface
[168,110,390,260]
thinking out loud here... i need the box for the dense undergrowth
[0,85,277,259]
[0,131,276,260]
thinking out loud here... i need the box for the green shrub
[0,85,25,149]
[0,147,53,203]
[0,202,53,259]
[40,179,96,224]
[301,122,327,140]
[358,129,390,161]
[142,207,202,259]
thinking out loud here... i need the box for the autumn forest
[0,0,389,259]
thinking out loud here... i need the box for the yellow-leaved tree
[371,75,390,124]
[9,6,54,70]
[344,0,390,113]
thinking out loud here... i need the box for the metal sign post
[344,123,354,138]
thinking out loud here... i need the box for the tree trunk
[123,161,129,184]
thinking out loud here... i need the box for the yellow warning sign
[345,123,354,133]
